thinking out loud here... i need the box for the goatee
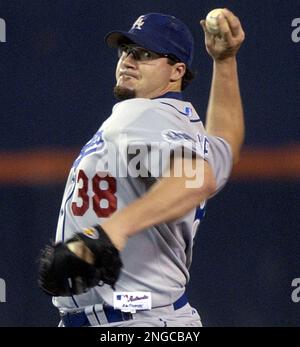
[114,86,136,100]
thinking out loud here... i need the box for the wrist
[213,57,238,78]
[99,221,128,251]
[214,56,237,65]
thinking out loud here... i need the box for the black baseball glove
[38,225,122,296]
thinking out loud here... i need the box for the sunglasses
[118,44,180,63]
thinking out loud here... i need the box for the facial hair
[113,86,136,101]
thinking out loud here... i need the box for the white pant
[59,302,202,327]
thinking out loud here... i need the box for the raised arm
[200,9,245,164]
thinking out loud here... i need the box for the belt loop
[85,304,107,326]
[94,304,108,325]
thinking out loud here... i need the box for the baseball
[205,8,225,35]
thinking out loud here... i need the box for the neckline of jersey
[152,92,183,100]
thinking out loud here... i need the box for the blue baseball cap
[105,13,194,68]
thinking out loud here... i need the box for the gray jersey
[53,97,232,311]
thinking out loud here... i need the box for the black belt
[61,293,188,327]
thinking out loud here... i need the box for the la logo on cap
[131,16,145,30]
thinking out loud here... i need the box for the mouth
[119,70,139,80]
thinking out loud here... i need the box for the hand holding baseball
[205,9,229,35]
[200,8,245,61]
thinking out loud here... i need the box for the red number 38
[71,170,117,218]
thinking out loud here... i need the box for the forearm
[103,178,203,235]
[205,57,245,163]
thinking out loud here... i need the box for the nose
[121,52,137,69]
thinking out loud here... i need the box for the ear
[170,63,186,82]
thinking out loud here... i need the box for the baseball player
[38,10,245,327]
